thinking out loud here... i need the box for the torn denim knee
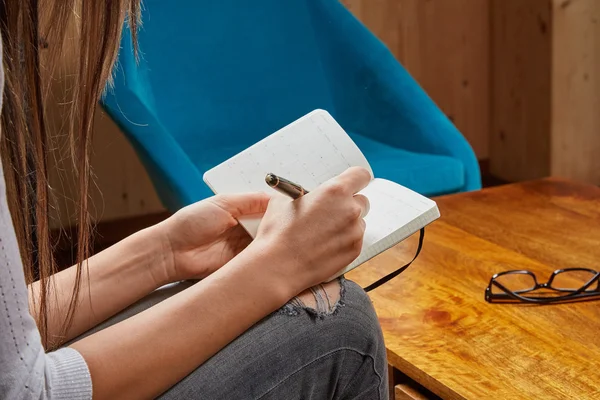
[279,277,346,319]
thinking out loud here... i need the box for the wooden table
[347,178,600,400]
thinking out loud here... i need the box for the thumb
[210,192,272,218]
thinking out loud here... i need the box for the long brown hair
[0,0,140,348]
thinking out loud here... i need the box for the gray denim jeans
[72,278,389,399]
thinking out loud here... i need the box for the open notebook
[203,109,440,278]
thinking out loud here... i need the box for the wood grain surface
[490,0,552,182]
[347,178,600,400]
[551,0,600,185]
[490,0,600,185]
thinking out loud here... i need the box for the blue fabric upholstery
[102,0,481,211]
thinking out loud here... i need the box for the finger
[211,192,272,218]
[267,191,293,207]
[358,217,366,234]
[353,194,370,219]
[332,166,372,194]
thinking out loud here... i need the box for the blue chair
[102,0,481,212]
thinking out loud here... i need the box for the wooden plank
[90,111,165,223]
[551,0,600,184]
[395,384,431,400]
[490,0,552,181]
[490,0,600,185]
[47,105,164,229]
[343,0,490,159]
[388,364,396,400]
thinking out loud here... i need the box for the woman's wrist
[124,225,175,288]
[242,238,304,301]
[233,243,297,307]
[144,216,307,299]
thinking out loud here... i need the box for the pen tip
[265,173,277,187]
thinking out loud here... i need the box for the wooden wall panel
[490,0,600,185]
[90,112,164,222]
[343,0,491,159]
[47,106,164,230]
[551,0,600,184]
[490,0,552,181]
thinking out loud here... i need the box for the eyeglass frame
[485,268,600,304]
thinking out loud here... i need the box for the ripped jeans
[72,278,389,399]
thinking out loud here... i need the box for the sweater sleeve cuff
[46,347,93,400]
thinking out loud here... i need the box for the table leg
[388,364,396,399]
[388,365,442,400]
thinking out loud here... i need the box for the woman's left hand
[154,193,271,283]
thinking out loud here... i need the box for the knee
[342,278,381,322]
[292,279,344,316]
[281,278,385,350]
[337,278,386,349]
[290,278,388,399]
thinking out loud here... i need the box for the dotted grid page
[203,109,373,237]
[332,178,440,278]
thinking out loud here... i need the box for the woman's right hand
[252,167,371,295]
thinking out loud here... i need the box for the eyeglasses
[485,268,600,304]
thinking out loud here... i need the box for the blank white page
[204,109,373,237]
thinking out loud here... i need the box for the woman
[0,2,387,399]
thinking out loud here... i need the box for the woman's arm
[71,241,290,399]
[29,192,275,348]
[29,227,170,347]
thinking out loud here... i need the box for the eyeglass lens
[550,270,599,292]
[491,272,536,295]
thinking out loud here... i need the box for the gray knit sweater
[0,39,93,398]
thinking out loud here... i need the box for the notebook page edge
[359,204,440,265]
[331,203,440,279]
